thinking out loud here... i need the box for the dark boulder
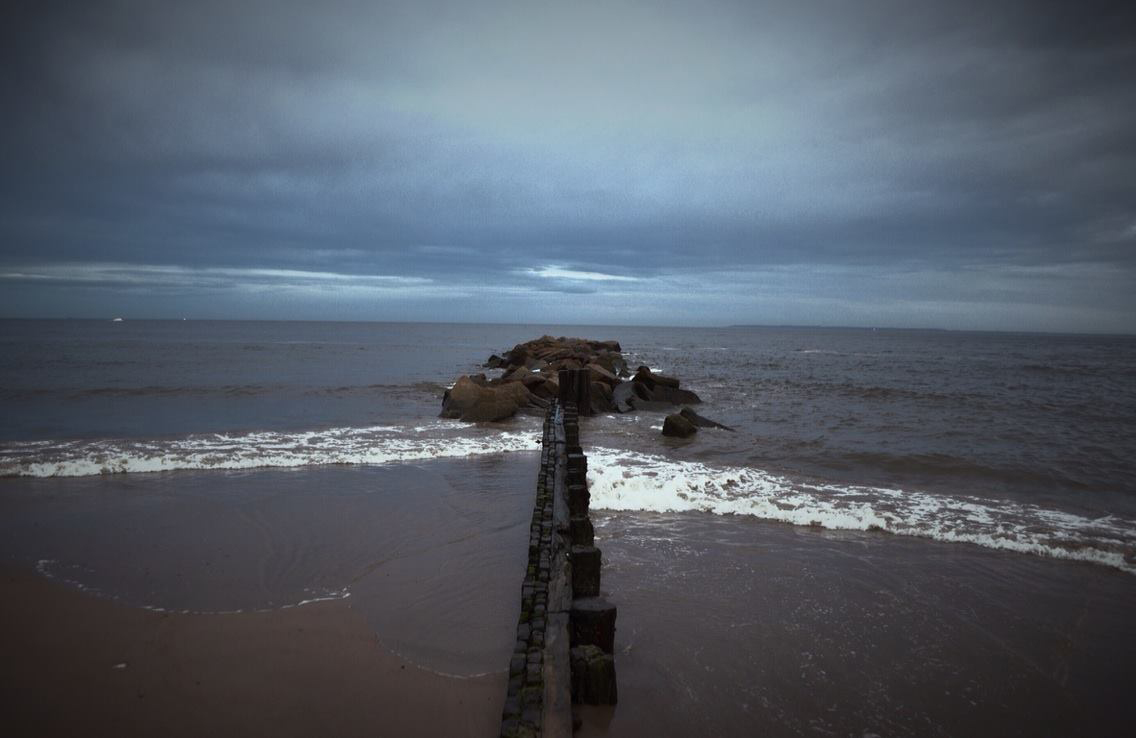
[611,381,635,413]
[585,363,618,387]
[610,375,702,413]
[590,381,614,413]
[662,413,697,438]
[503,366,534,383]
[626,367,702,406]
[503,343,530,367]
[679,407,733,431]
[632,366,681,389]
[650,384,702,405]
[440,376,544,422]
[484,354,505,369]
[521,373,560,400]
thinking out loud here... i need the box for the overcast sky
[2,0,1134,331]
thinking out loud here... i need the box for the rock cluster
[441,335,703,422]
[662,407,735,438]
[611,366,701,413]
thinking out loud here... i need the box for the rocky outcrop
[678,407,733,431]
[662,413,697,437]
[631,366,701,405]
[442,336,705,422]
[440,376,548,422]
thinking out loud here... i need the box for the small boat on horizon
[112,317,124,322]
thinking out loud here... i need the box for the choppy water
[2,320,1134,574]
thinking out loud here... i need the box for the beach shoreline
[578,509,1136,737]
[0,563,505,738]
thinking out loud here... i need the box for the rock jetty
[440,335,705,423]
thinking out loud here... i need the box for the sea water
[2,320,1136,733]
[3,320,1134,573]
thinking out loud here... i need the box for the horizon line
[1,316,1132,338]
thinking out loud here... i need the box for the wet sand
[579,511,1136,737]
[0,565,502,738]
[6,451,1135,737]
[0,456,539,736]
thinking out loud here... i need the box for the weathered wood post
[499,397,616,738]
[560,404,616,706]
[557,368,593,416]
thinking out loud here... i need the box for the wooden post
[557,369,594,416]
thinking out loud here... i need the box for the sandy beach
[0,457,538,737]
[0,564,503,738]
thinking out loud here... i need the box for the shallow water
[0,455,536,676]
[581,510,1136,737]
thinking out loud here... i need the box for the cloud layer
[2,0,1134,330]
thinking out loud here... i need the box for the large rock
[503,344,528,364]
[589,351,628,377]
[489,336,625,374]
[590,381,614,413]
[585,363,618,387]
[440,376,542,422]
[452,335,707,424]
[631,366,681,389]
[650,384,702,405]
[498,380,548,410]
[679,407,733,431]
[662,413,697,438]
[503,366,534,383]
[610,377,702,413]
[521,373,558,400]
[631,367,700,404]
[611,381,635,413]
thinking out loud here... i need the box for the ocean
[2,319,1135,734]
[3,320,1134,572]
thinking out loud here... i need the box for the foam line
[585,447,1136,575]
[1,423,540,477]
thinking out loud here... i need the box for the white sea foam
[586,447,1136,574]
[1,422,540,478]
[9,428,1134,574]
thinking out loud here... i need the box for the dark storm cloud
[1,0,1134,329]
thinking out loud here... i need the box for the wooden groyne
[499,370,617,737]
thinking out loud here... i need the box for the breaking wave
[5,424,1134,575]
[0,422,540,478]
[586,447,1136,575]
